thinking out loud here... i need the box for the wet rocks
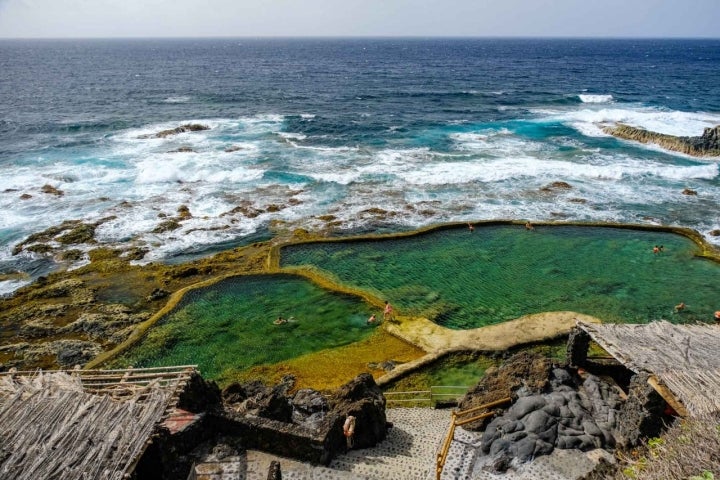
[41,184,64,196]
[153,219,181,233]
[603,123,720,157]
[540,181,573,192]
[177,204,192,220]
[12,217,115,255]
[139,123,210,139]
[168,146,195,153]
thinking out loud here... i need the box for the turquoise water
[3,39,720,299]
[281,225,720,328]
[111,274,375,380]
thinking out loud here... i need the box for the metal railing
[435,397,512,480]
[383,385,471,406]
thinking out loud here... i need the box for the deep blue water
[1,38,719,294]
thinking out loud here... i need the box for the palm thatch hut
[568,320,720,418]
[0,365,205,480]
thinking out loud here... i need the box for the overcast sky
[0,0,717,39]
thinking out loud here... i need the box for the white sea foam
[539,106,720,138]
[450,130,545,155]
[163,96,191,103]
[578,94,614,103]
[278,132,308,141]
[4,106,720,298]
[0,278,31,297]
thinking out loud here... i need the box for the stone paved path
[193,407,611,480]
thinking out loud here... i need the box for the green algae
[281,225,720,328]
[109,273,376,379]
[383,341,567,406]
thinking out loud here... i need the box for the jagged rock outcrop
[480,369,622,472]
[603,123,720,157]
[327,372,389,450]
[458,352,554,430]
[139,123,210,139]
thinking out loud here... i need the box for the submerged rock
[603,123,720,157]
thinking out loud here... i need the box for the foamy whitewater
[1,38,719,295]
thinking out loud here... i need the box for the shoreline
[2,220,719,388]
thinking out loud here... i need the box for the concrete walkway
[213,407,611,480]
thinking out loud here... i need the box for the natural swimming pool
[112,225,720,384]
[281,225,720,328]
[110,274,375,382]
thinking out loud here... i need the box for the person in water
[273,316,287,325]
[367,314,377,325]
[525,221,534,231]
[674,302,686,313]
[468,222,475,232]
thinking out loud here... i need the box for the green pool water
[110,274,375,380]
[281,225,720,328]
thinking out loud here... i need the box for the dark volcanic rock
[480,369,621,472]
[178,371,222,413]
[603,123,720,157]
[139,123,210,139]
[614,372,669,447]
[327,373,388,449]
[223,376,295,423]
[147,287,171,301]
[168,146,195,153]
[153,219,181,233]
[458,352,553,430]
[540,181,573,192]
[41,184,64,196]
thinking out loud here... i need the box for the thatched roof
[0,366,196,480]
[577,321,720,417]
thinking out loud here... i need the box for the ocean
[1,38,719,295]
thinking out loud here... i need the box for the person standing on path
[383,301,394,322]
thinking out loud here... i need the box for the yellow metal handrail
[435,397,512,480]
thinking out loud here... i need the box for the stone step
[189,453,247,480]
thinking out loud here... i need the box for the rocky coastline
[602,123,720,157]
[2,220,720,380]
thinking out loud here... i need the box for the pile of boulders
[459,352,624,473]
[480,368,621,471]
